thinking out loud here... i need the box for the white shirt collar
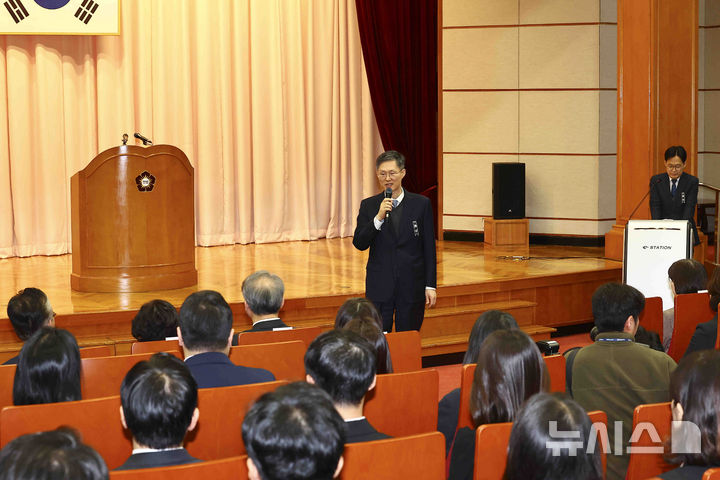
[394,188,405,205]
[253,317,281,325]
[344,416,366,422]
[132,446,184,454]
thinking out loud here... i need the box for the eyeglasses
[666,164,684,171]
[377,170,403,179]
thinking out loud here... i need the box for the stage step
[420,325,556,357]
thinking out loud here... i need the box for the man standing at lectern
[352,150,437,332]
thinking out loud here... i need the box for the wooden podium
[71,145,198,292]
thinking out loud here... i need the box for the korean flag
[1,0,119,35]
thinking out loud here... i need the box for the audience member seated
[0,427,108,480]
[13,327,81,406]
[343,317,393,374]
[131,299,180,342]
[438,310,518,453]
[4,287,56,365]
[659,350,720,479]
[503,393,603,480]
[242,382,345,480]
[116,352,201,471]
[305,329,390,443]
[567,282,676,480]
[683,267,719,358]
[334,297,383,329]
[178,290,275,388]
[448,329,547,480]
[663,259,707,351]
[232,270,290,345]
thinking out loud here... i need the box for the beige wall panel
[600,25,617,89]
[443,91,519,153]
[529,218,614,236]
[707,0,720,25]
[443,215,485,231]
[443,0,518,27]
[705,91,720,152]
[519,26,599,89]
[706,28,720,89]
[700,0,706,26]
[699,90,705,151]
[598,155,617,217]
[699,154,720,201]
[443,154,499,216]
[520,0,599,24]
[700,28,706,90]
[443,28,519,90]
[519,91,599,153]
[600,0,618,23]
[599,90,617,154]
[522,155,599,218]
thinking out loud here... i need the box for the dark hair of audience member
[633,326,664,352]
[470,329,548,427]
[131,299,179,342]
[665,350,720,467]
[305,329,376,406]
[0,427,108,480]
[121,352,198,449]
[503,393,603,480]
[242,382,345,480]
[342,317,393,374]
[463,310,519,364]
[178,290,233,352]
[668,259,707,295]
[334,297,383,330]
[708,268,720,312]
[592,282,645,333]
[13,327,81,406]
[7,287,54,341]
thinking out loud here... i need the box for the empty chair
[0,364,16,411]
[543,354,566,393]
[624,402,673,480]
[110,456,248,480]
[80,345,115,358]
[385,331,422,372]
[339,432,445,480]
[131,339,180,355]
[229,341,306,381]
[236,326,323,347]
[668,292,713,361]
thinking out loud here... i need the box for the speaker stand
[484,218,529,247]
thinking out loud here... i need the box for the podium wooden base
[484,218,529,247]
[70,269,197,293]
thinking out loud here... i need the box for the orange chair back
[457,364,476,431]
[82,352,179,400]
[544,354,566,393]
[364,369,439,437]
[131,339,181,355]
[640,296,664,337]
[703,468,720,480]
[385,331,422,372]
[0,396,131,469]
[339,432,445,480]
[236,326,323,348]
[668,292,713,361]
[229,341,305,381]
[0,365,16,412]
[587,410,608,475]
[110,455,248,479]
[185,380,287,460]
[80,345,115,358]
[625,402,673,480]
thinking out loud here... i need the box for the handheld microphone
[628,177,662,221]
[384,188,392,221]
[134,132,153,145]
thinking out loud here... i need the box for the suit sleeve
[681,176,699,222]
[649,177,662,219]
[353,198,379,251]
[422,198,437,288]
[682,318,716,359]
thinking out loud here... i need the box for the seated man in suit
[116,353,200,470]
[242,382,345,480]
[178,290,275,388]
[232,270,290,345]
[4,287,56,365]
[304,329,390,443]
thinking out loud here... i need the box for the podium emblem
[135,171,156,192]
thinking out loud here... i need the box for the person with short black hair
[242,382,345,480]
[232,271,290,346]
[663,258,707,350]
[178,290,274,389]
[305,329,390,443]
[13,327,81,406]
[503,393,603,480]
[4,287,56,365]
[0,427,108,480]
[131,299,179,342]
[683,267,720,358]
[116,353,201,470]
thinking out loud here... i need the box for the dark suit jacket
[231,318,290,346]
[345,418,391,444]
[437,388,461,454]
[2,355,18,365]
[659,465,715,480]
[447,426,475,480]
[184,352,275,389]
[683,314,717,359]
[352,190,436,303]
[114,448,200,471]
[649,172,700,244]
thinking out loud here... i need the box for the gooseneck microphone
[134,132,153,145]
[385,188,392,221]
[628,177,662,221]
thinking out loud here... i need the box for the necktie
[392,199,399,208]
[671,179,677,197]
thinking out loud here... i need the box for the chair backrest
[0,365,16,412]
[704,468,720,480]
[109,455,248,480]
[82,352,179,400]
[339,432,445,480]
[587,410,608,476]
[80,345,115,358]
[668,292,714,361]
[185,380,287,460]
[640,296,664,337]
[385,331,423,372]
[0,396,131,470]
[457,364,476,431]
[544,354,566,393]
[131,339,181,355]
[625,402,673,480]
[229,341,306,381]
[364,369,439,437]
[236,327,323,347]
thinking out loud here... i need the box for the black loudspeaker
[492,163,525,219]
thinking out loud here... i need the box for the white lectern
[623,220,692,310]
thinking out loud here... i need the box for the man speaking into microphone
[352,150,437,332]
